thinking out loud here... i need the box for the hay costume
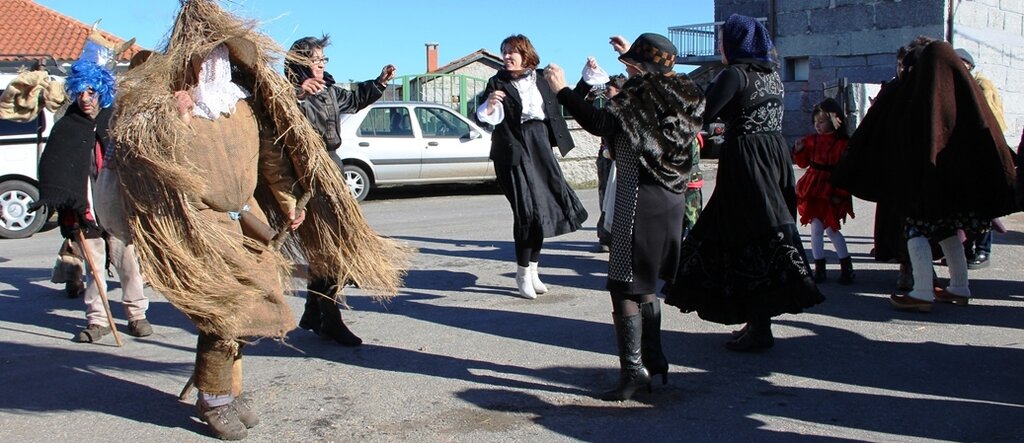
[109,1,407,439]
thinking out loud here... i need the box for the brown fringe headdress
[111,0,409,338]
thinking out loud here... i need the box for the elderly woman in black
[664,14,824,352]
[545,33,704,401]
[477,34,587,300]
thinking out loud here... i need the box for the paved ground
[1,169,1022,442]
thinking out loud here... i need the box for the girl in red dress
[793,99,855,284]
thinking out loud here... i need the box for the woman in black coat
[546,33,704,401]
[664,14,824,352]
[476,34,587,299]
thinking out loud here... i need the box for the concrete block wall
[952,0,1024,143]
[717,1,945,141]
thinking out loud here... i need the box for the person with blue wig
[64,60,116,110]
[33,58,152,344]
[664,14,824,352]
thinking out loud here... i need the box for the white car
[0,73,54,239]
[332,101,495,201]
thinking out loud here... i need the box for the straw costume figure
[109,1,408,439]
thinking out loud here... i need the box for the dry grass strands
[110,0,409,338]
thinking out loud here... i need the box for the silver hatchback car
[331,101,495,201]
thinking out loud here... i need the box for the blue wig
[65,61,116,109]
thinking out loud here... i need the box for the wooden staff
[77,229,123,347]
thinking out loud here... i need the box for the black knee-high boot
[299,279,324,334]
[313,278,362,347]
[639,300,668,385]
[600,313,651,401]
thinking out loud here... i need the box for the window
[415,107,470,138]
[357,107,413,137]
[0,116,41,137]
[785,57,809,82]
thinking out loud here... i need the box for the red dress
[794,133,854,231]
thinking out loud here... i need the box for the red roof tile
[0,0,142,63]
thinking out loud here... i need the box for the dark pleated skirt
[495,120,588,241]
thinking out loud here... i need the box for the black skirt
[664,132,824,325]
[494,120,588,241]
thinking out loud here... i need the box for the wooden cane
[178,373,195,400]
[77,229,123,347]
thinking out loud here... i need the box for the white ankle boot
[529,262,547,294]
[515,266,537,299]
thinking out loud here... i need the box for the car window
[357,107,414,137]
[415,107,470,138]
[0,117,41,138]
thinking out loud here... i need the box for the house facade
[676,0,1023,144]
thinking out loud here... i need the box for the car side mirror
[467,130,482,140]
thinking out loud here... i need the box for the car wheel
[342,164,371,201]
[0,180,48,239]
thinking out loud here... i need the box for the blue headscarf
[722,14,774,63]
[65,60,116,109]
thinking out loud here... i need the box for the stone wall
[771,0,946,141]
[560,120,601,188]
[715,1,935,141]
[715,0,1023,145]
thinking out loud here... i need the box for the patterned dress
[665,63,824,325]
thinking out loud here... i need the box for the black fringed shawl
[34,104,112,216]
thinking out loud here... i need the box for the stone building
[673,0,1024,144]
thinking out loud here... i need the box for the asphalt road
[1,171,1023,442]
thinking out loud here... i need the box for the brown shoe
[76,324,111,343]
[127,319,153,337]
[934,288,970,306]
[197,401,248,440]
[890,294,933,313]
[64,280,85,298]
[231,393,259,429]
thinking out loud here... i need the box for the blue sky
[37,0,713,81]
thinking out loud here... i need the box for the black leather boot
[725,316,774,352]
[813,259,827,283]
[600,314,651,401]
[838,256,855,285]
[639,300,668,386]
[299,279,325,335]
[317,286,362,347]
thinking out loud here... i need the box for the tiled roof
[435,49,503,74]
[0,0,142,63]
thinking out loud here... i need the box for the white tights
[810,218,849,260]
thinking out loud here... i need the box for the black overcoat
[482,69,574,166]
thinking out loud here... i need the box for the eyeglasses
[312,57,329,64]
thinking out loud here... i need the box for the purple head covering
[721,14,774,63]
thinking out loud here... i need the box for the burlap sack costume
[110,0,408,340]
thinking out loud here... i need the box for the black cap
[619,33,677,74]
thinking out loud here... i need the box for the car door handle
[358,142,370,147]
[427,141,438,147]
